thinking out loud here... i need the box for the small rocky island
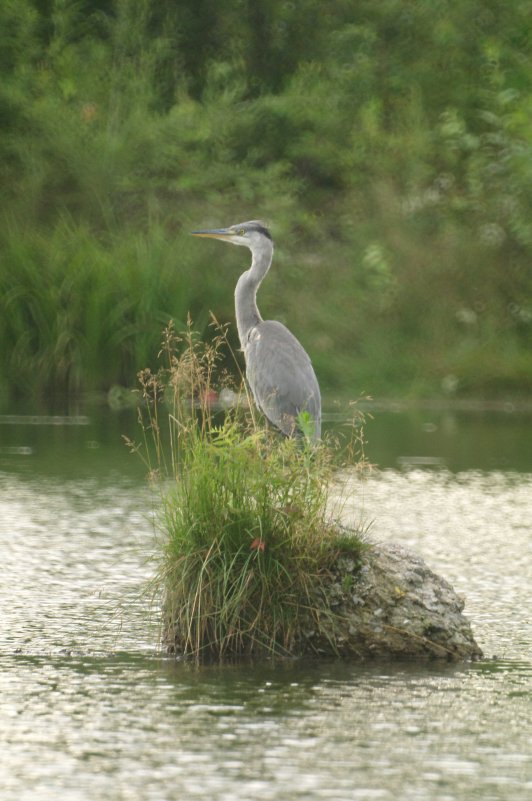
[297,539,483,661]
[165,535,483,662]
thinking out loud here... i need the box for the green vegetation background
[1,0,531,404]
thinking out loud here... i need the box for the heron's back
[243,320,321,438]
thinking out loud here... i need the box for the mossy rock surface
[298,540,483,661]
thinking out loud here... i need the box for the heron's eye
[238,229,245,236]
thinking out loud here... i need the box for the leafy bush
[1,1,531,400]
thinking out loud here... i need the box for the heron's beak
[190,227,235,241]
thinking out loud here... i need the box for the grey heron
[191,220,321,439]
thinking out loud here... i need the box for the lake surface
[0,404,530,801]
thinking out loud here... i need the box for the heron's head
[191,220,272,252]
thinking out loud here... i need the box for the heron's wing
[244,320,321,438]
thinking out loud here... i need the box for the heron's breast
[243,326,261,357]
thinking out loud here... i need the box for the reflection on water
[361,407,532,472]
[2,654,530,801]
[0,408,531,801]
[0,475,156,656]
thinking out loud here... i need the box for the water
[1,406,531,801]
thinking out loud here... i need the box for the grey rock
[299,540,483,661]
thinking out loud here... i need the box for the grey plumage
[191,220,321,439]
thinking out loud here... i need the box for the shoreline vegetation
[1,2,532,404]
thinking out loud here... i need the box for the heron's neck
[235,242,273,347]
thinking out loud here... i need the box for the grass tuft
[129,317,367,661]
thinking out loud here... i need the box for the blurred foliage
[1,0,532,402]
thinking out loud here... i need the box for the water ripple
[0,468,531,801]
